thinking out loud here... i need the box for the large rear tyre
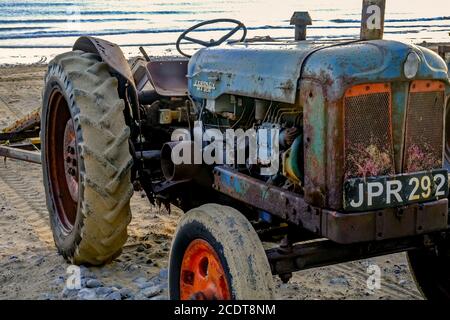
[168,204,275,300]
[41,50,133,265]
[408,242,450,300]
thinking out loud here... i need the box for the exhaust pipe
[290,12,312,41]
[161,141,201,181]
[360,0,386,40]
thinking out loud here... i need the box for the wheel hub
[180,239,231,300]
[46,89,79,232]
[63,120,79,202]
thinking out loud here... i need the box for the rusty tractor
[2,0,450,300]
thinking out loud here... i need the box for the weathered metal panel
[301,79,347,210]
[302,40,449,103]
[391,82,409,172]
[187,41,328,104]
[213,166,319,231]
[213,166,448,244]
[322,198,448,244]
[301,80,327,207]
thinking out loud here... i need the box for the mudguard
[73,36,135,87]
[73,36,140,121]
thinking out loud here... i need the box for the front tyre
[169,204,275,300]
[41,50,133,265]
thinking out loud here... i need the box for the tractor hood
[187,40,449,104]
[187,40,332,104]
[301,40,449,102]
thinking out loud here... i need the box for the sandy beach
[0,64,425,300]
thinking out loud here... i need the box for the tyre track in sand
[0,65,45,127]
[330,262,422,300]
[0,160,53,246]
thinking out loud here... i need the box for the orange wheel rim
[180,239,231,300]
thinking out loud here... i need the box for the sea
[0,0,449,64]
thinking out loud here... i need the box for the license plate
[344,169,448,212]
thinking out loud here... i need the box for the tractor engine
[136,87,304,197]
[199,95,303,190]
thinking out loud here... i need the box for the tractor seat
[146,59,189,97]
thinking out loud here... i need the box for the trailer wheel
[408,244,450,300]
[169,204,275,300]
[41,50,133,265]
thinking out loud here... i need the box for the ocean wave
[0,18,143,24]
[0,26,283,40]
[332,16,450,23]
[0,26,48,32]
[0,2,83,7]
[1,22,449,41]
[0,9,227,16]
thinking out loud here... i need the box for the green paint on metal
[391,82,408,172]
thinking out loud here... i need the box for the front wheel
[168,204,275,300]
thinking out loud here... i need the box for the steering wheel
[176,18,247,58]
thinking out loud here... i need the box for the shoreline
[0,40,449,68]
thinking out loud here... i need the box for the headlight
[404,52,420,79]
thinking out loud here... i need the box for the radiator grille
[344,85,394,179]
[403,87,445,172]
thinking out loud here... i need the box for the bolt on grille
[403,81,445,172]
[344,84,394,179]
